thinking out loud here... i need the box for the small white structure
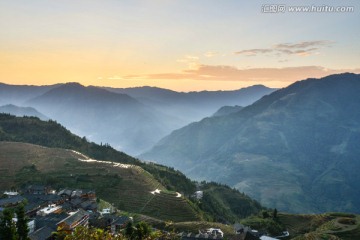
[37,204,61,216]
[27,219,36,233]
[207,228,224,237]
[101,208,111,215]
[260,236,279,240]
[4,191,19,197]
[150,189,161,195]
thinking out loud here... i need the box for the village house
[26,185,53,195]
[110,216,131,234]
[29,226,55,240]
[0,195,25,208]
[24,192,65,217]
[56,209,90,234]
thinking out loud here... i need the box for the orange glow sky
[1,1,359,91]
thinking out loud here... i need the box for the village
[0,186,287,240]
[1,185,130,239]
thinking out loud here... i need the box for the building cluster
[233,223,283,240]
[0,185,130,240]
[179,228,224,239]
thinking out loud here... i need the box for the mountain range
[141,73,360,214]
[0,83,274,155]
[106,85,275,124]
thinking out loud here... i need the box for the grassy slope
[200,182,263,223]
[0,142,201,222]
[0,114,263,223]
[278,213,360,240]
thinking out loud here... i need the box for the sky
[0,0,359,91]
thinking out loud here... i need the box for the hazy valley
[142,73,360,214]
[0,83,275,155]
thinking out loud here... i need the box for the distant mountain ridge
[106,85,276,124]
[212,105,243,117]
[0,82,274,154]
[25,83,180,155]
[0,83,58,106]
[0,104,49,120]
[141,73,360,213]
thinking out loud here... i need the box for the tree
[133,222,151,240]
[64,226,126,240]
[0,208,17,240]
[262,210,270,219]
[125,221,134,238]
[273,208,278,219]
[16,204,29,240]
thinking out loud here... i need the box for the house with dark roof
[82,190,96,201]
[23,193,64,217]
[71,189,83,199]
[56,209,90,233]
[29,226,54,240]
[26,185,52,195]
[0,195,25,208]
[80,200,97,212]
[58,189,73,199]
[70,198,83,208]
[35,212,69,231]
[111,216,131,233]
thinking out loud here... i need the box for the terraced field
[0,142,202,222]
[278,213,360,240]
[170,221,236,238]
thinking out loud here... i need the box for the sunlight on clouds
[121,65,360,88]
[235,40,334,58]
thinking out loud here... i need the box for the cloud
[235,40,333,57]
[235,49,273,56]
[273,40,332,49]
[122,65,360,82]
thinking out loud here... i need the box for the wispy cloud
[273,40,332,49]
[235,40,333,57]
[235,49,273,56]
[123,65,360,83]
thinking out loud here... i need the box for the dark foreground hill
[141,73,360,214]
[0,114,262,222]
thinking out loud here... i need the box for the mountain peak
[142,73,360,214]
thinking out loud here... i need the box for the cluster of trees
[62,222,179,240]
[240,208,284,236]
[198,182,263,223]
[0,205,29,240]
